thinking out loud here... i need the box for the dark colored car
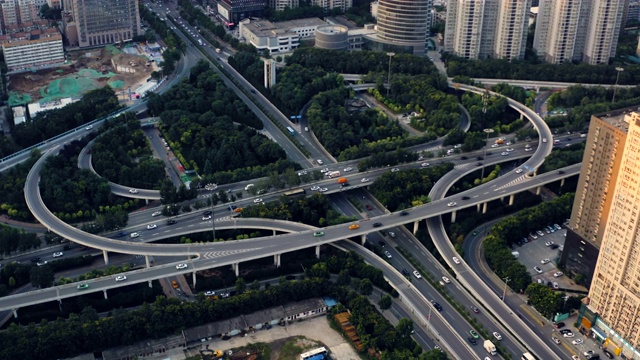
[167,220,177,225]
[365,204,373,211]
[203,210,212,216]
[461,196,470,200]
[399,211,409,216]
[373,222,382,228]
[468,337,477,345]
[477,156,484,160]
[115,232,127,238]
[460,156,467,160]
[476,162,483,166]
[431,300,442,311]
[470,306,479,314]
[550,244,560,249]
[378,241,386,247]
[401,269,410,276]
[603,350,614,359]
[558,170,565,174]
[30,257,40,263]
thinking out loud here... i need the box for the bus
[284,188,305,197]
[286,126,296,135]
[521,353,538,360]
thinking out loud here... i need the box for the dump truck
[483,340,497,355]
[337,177,348,184]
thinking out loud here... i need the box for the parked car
[534,266,543,274]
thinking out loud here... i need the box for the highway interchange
[1,6,591,359]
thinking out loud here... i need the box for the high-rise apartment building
[444,0,531,60]
[65,0,141,48]
[311,0,352,11]
[364,0,432,55]
[582,111,640,355]
[560,112,628,284]
[270,0,298,12]
[534,0,627,64]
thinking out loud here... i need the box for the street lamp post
[502,277,510,302]
[386,52,395,97]
[211,200,216,241]
[612,67,624,103]
[480,128,495,181]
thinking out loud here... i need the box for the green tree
[250,280,261,291]
[336,269,351,286]
[30,265,54,288]
[378,294,392,311]
[235,277,246,294]
[396,318,414,337]
[359,278,373,295]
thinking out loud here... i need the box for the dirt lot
[8,45,156,105]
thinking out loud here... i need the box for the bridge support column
[12,309,17,318]
[145,256,151,268]
[103,289,108,299]
[316,245,320,259]
[520,113,524,120]
[102,250,109,265]
[451,211,457,223]
[413,221,419,235]
[192,272,197,287]
[482,202,488,214]
[561,178,565,187]
[145,199,149,205]
[273,230,276,236]
[361,234,367,246]
[58,299,63,311]
[148,280,153,288]
[233,263,240,277]
[274,254,281,268]
[536,186,541,195]
[477,203,481,212]
[500,196,504,202]
[509,194,515,206]
[533,167,539,176]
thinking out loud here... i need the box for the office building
[364,0,432,55]
[444,0,531,60]
[217,0,267,25]
[238,17,326,54]
[311,0,352,11]
[534,0,626,64]
[270,0,298,12]
[64,0,141,48]
[560,112,628,284]
[577,111,640,356]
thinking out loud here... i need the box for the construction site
[7,44,160,107]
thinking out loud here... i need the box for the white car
[176,263,188,270]
[452,256,461,264]
[152,211,162,217]
[147,224,157,230]
[311,186,320,191]
[52,252,63,258]
[534,266,543,273]
[320,168,329,173]
[545,241,555,246]
[413,271,422,279]
[506,148,514,152]
[129,188,139,194]
[540,258,551,264]
[563,332,574,338]
[516,168,523,174]
[344,167,353,172]
[384,251,392,259]
[202,215,212,221]
[85,125,93,130]
[441,276,450,284]
[115,275,127,282]
[319,188,328,192]
[253,198,263,203]
[554,271,564,277]
[530,233,538,239]
[421,163,430,167]
[572,339,583,345]
[493,332,502,340]
[130,232,140,238]
[297,170,308,176]
[506,142,512,145]
[491,143,500,148]
[204,290,215,296]
[361,178,370,183]
[447,202,457,207]
[37,261,48,266]
[391,168,400,172]
[543,138,548,143]
[525,147,533,152]
[501,152,509,156]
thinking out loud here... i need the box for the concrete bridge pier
[316,245,320,259]
[509,194,515,206]
[413,221,419,235]
[192,273,197,287]
[58,299,63,311]
[103,289,108,299]
[477,203,481,212]
[102,250,109,265]
[232,263,240,277]
[274,254,281,267]
[482,202,488,214]
[148,280,153,288]
[273,230,276,236]
[520,113,524,120]
[536,186,541,195]
[145,199,149,205]
[145,256,151,268]
[361,234,367,246]
[12,309,17,318]
[451,210,457,223]
[561,178,565,187]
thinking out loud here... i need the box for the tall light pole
[612,67,624,103]
[502,277,510,302]
[480,128,494,181]
[386,52,395,97]
[211,199,216,242]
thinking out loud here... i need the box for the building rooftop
[243,17,326,37]
[283,298,326,315]
[596,107,640,132]
[325,16,359,29]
